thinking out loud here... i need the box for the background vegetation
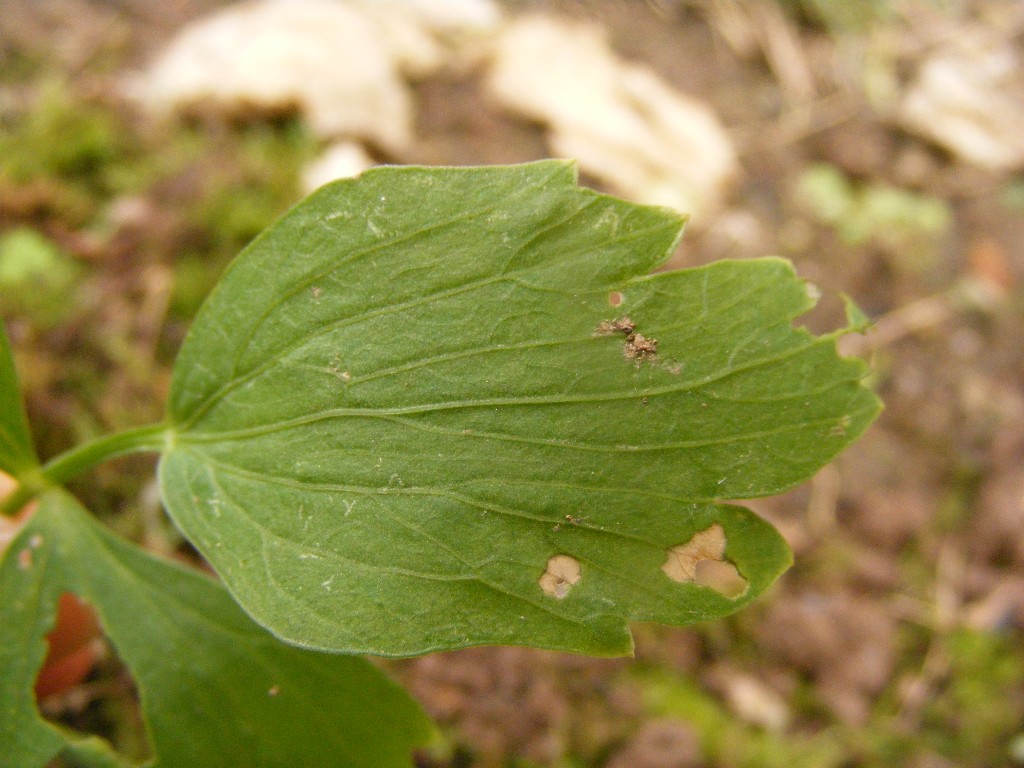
[1,1,1022,766]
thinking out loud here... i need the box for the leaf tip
[841,292,873,334]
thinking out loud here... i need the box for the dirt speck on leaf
[595,316,636,336]
[595,316,658,363]
[662,524,748,598]
[624,332,657,362]
[540,554,582,599]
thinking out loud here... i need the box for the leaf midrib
[177,332,845,441]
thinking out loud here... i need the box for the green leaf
[841,293,872,334]
[161,161,880,656]
[0,491,430,768]
[0,319,38,475]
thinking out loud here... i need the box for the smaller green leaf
[841,293,872,334]
[0,229,82,328]
[0,319,38,475]
[0,491,431,768]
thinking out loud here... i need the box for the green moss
[0,79,125,183]
[0,227,82,326]
[794,0,896,32]
[0,78,137,228]
[921,629,1024,762]
[795,163,952,273]
[103,124,208,198]
[190,119,317,258]
[1000,178,1024,212]
[636,671,847,768]
[161,119,317,318]
[169,253,228,321]
[635,623,1024,768]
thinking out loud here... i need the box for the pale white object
[362,0,504,76]
[486,15,738,221]
[302,141,376,192]
[365,0,502,35]
[719,670,791,730]
[900,35,1024,171]
[136,0,414,151]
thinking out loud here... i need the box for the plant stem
[1,423,170,516]
[41,423,170,485]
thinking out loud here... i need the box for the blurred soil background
[1,0,1023,766]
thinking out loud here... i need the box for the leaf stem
[0,423,170,516]
[42,423,170,485]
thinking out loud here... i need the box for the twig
[895,542,963,729]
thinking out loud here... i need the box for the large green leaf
[161,161,880,656]
[0,490,430,768]
[0,319,38,475]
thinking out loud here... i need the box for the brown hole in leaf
[608,290,623,307]
[662,524,748,598]
[694,558,748,599]
[539,554,582,599]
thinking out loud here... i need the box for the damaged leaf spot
[595,316,635,336]
[662,524,748,598]
[830,414,852,437]
[608,291,623,307]
[624,332,657,362]
[16,534,44,570]
[662,525,725,582]
[694,558,748,599]
[327,353,351,381]
[539,553,582,599]
[594,316,658,363]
